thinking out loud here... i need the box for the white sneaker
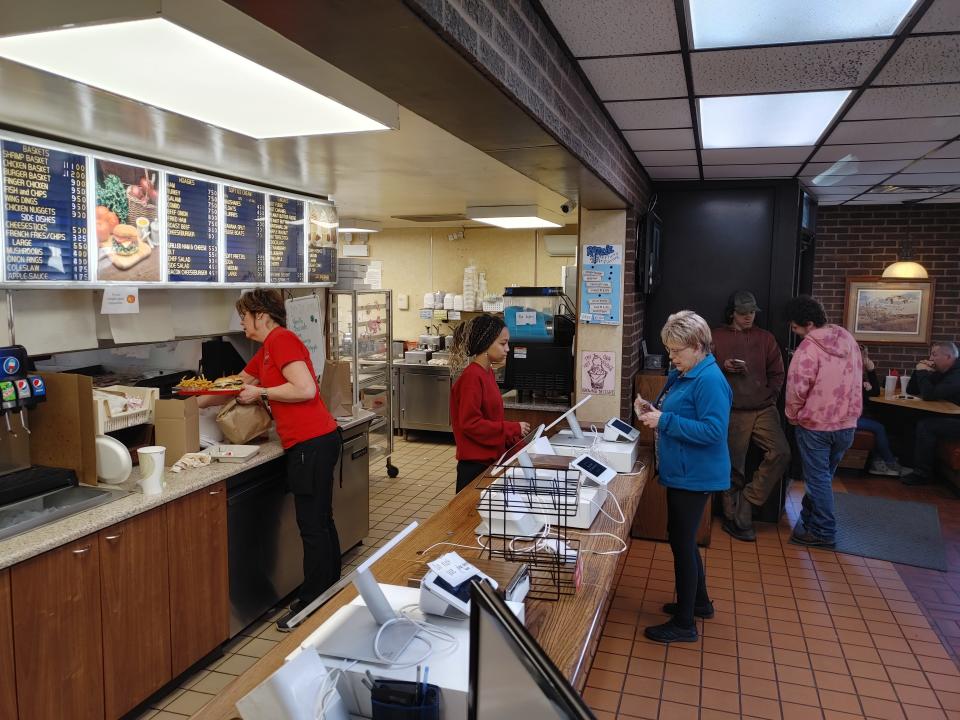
[868,460,901,477]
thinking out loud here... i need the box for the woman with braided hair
[449,313,531,492]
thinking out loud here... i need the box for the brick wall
[621,208,643,417]
[814,204,960,374]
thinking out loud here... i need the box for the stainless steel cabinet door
[400,370,451,431]
[333,429,370,552]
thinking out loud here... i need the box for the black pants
[913,416,960,476]
[456,460,489,493]
[667,487,711,628]
[287,430,342,604]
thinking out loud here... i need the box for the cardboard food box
[32,372,98,486]
[154,397,200,466]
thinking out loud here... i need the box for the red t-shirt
[450,362,522,463]
[243,327,337,448]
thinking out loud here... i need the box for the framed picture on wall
[843,276,935,345]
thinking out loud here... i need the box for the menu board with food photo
[167,174,219,282]
[269,195,304,283]
[94,159,161,282]
[307,201,338,283]
[224,185,265,283]
[2,140,90,282]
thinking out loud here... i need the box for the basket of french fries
[173,374,245,396]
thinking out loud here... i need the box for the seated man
[901,341,960,486]
[859,345,902,476]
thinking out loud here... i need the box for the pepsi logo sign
[2,357,19,375]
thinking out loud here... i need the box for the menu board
[167,175,219,282]
[2,141,89,281]
[269,196,304,283]
[95,159,161,282]
[307,201,338,283]
[223,185,265,283]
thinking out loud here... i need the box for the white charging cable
[314,660,357,719]
[589,489,626,525]
[372,605,460,668]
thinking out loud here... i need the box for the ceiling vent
[390,214,467,223]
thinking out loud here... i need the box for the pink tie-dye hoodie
[785,324,863,431]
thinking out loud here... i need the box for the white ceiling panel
[887,172,960,184]
[874,36,960,85]
[700,146,813,164]
[635,149,699,166]
[800,173,893,184]
[580,54,687,101]
[813,142,942,161]
[900,158,960,173]
[605,99,690,130]
[624,128,695,151]
[540,0,679,57]
[913,0,960,33]
[929,141,960,159]
[846,84,960,120]
[646,166,701,179]
[921,193,960,203]
[850,193,937,202]
[805,159,911,175]
[704,164,799,178]
[818,198,847,204]
[827,117,960,144]
[691,40,889,96]
[806,185,867,195]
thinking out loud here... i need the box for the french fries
[176,374,216,390]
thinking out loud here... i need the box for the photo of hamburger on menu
[95,158,161,282]
[107,223,151,270]
[174,374,245,395]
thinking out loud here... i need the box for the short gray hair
[932,341,959,358]
[661,310,712,353]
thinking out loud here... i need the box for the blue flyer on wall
[579,243,622,325]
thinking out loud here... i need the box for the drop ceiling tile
[701,146,813,164]
[624,128,695,151]
[805,159,911,175]
[580,54,687,100]
[914,0,960,33]
[887,171,960,184]
[826,116,960,144]
[874,36,960,85]
[818,198,847,205]
[813,141,941,161]
[901,158,960,173]
[921,193,960,203]
[846,84,960,120]
[691,40,889,96]
[800,173,892,184]
[605,99,691,129]
[635,149,699,165]
[646,166,701,179]
[854,192,937,202]
[806,185,864,195]
[929,141,960,158]
[703,164,799,178]
[540,0,679,56]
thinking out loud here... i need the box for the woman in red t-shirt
[200,289,341,624]
[449,314,530,492]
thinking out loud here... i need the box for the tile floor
[131,436,960,720]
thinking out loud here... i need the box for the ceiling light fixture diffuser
[337,219,382,233]
[699,91,851,149]
[689,0,919,49]
[466,205,563,229]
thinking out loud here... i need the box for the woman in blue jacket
[636,310,732,643]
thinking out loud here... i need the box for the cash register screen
[468,581,594,720]
[611,418,634,435]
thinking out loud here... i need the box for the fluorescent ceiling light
[0,18,389,139]
[466,205,563,229]
[699,91,850,149]
[813,154,860,186]
[689,0,919,49]
[338,219,381,233]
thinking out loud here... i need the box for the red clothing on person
[451,362,522,463]
[244,326,337,449]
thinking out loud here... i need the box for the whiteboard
[286,293,326,378]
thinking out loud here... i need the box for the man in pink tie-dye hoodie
[783,295,862,548]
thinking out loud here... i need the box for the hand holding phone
[634,395,654,416]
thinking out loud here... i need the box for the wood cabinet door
[100,508,172,719]
[0,569,16,719]
[167,481,229,675]
[11,538,104,720]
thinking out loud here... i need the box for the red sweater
[450,363,523,463]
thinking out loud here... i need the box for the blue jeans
[857,417,895,464]
[795,426,856,542]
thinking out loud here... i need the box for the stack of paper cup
[884,376,898,398]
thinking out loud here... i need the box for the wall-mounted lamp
[882,238,927,279]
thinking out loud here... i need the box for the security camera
[560,200,577,214]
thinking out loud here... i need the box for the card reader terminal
[606,417,640,442]
[571,453,617,486]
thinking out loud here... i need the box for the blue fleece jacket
[655,354,732,492]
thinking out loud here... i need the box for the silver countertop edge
[0,440,288,571]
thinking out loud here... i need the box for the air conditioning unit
[544,234,577,257]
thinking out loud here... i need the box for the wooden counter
[869,395,960,415]
[193,450,650,719]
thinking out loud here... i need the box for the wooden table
[193,452,650,720]
[869,396,960,415]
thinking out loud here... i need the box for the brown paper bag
[319,359,354,417]
[215,399,273,444]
